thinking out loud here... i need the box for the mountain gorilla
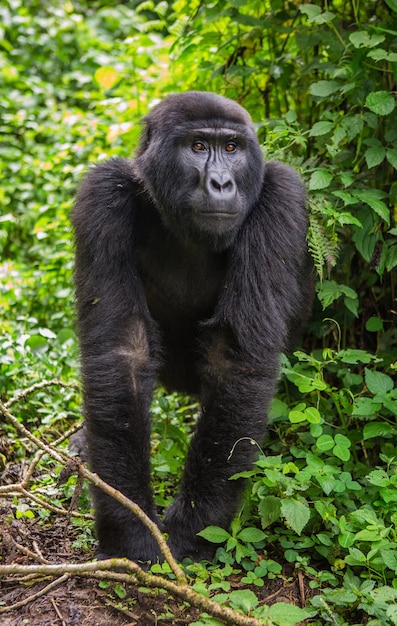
[72,91,312,564]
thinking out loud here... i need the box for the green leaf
[381,549,397,571]
[299,4,322,20]
[338,349,374,364]
[197,526,230,543]
[309,121,334,136]
[349,31,385,48]
[363,422,393,440]
[259,496,281,528]
[364,146,385,168]
[333,434,351,461]
[238,527,266,543]
[114,583,127,599]
[305,407,322,424]
[334,434,351,448]
[309,80,340,98]
[365,91,395,116]
[267,603,316,624]
[354,190,390,224]
[352,397,382,416]
[309,169,333,190]
[365,368,394,394]
[367,469,390,486]
[226,590,259,612]
[25,335,48,352]
[281,498,310,535]
[317,434,334,451]
[386,243,397,271]
[385,0,397,11]
[289,409,307,423]
[365,316,383,332]
[386,148,397,169]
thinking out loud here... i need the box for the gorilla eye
[225,142,237,153]
[192,141,207,152]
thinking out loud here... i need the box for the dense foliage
[0,0,396,624]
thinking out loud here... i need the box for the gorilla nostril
[210,177,222,192]
[209,174,235,195]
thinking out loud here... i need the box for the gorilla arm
[72,159,162,562]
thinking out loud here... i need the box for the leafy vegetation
[0,0,396,624]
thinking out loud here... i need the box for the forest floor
[0,492,315,626]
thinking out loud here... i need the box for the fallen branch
[0,560,259,626]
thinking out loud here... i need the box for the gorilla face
[134,92,265,250]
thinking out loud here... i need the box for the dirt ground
[0,501,315,626]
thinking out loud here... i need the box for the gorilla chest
[137,244,227,325]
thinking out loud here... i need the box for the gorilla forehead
[143,91,255,135]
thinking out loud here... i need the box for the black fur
[71,91,312,563]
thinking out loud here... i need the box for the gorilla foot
[96,530,164,567]
[165,499,218,562]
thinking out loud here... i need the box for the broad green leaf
[352,397,382,416]
[258,496,281,528]
[365,146,385,168]
[365,368,394,394]
[309,80,340,98]
[338,349,374,364]
[226,590,259,612]
[238,527,266,543]
[197,526,230,543]
[367,469,390,486]
[338,530,355,548]
[345,547,366,565]
[349,31,385,48]
[309,121,334,136]
[354,190,390,224]
[332,190,357,205]
[267,603,316,624]
[363,422,393,440]
[341,113,364,140]
[381,549,397,571]
[281,498,310,535]
[309,169,333,190]
[365,90,395,115]
[299,4,322,20]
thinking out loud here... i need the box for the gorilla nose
[208,171,235,198]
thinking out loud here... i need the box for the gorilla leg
[83,316,161,563]
[165,329,278,560]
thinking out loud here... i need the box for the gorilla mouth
[199,211,240,219]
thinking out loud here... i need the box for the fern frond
[308,209,339,282]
